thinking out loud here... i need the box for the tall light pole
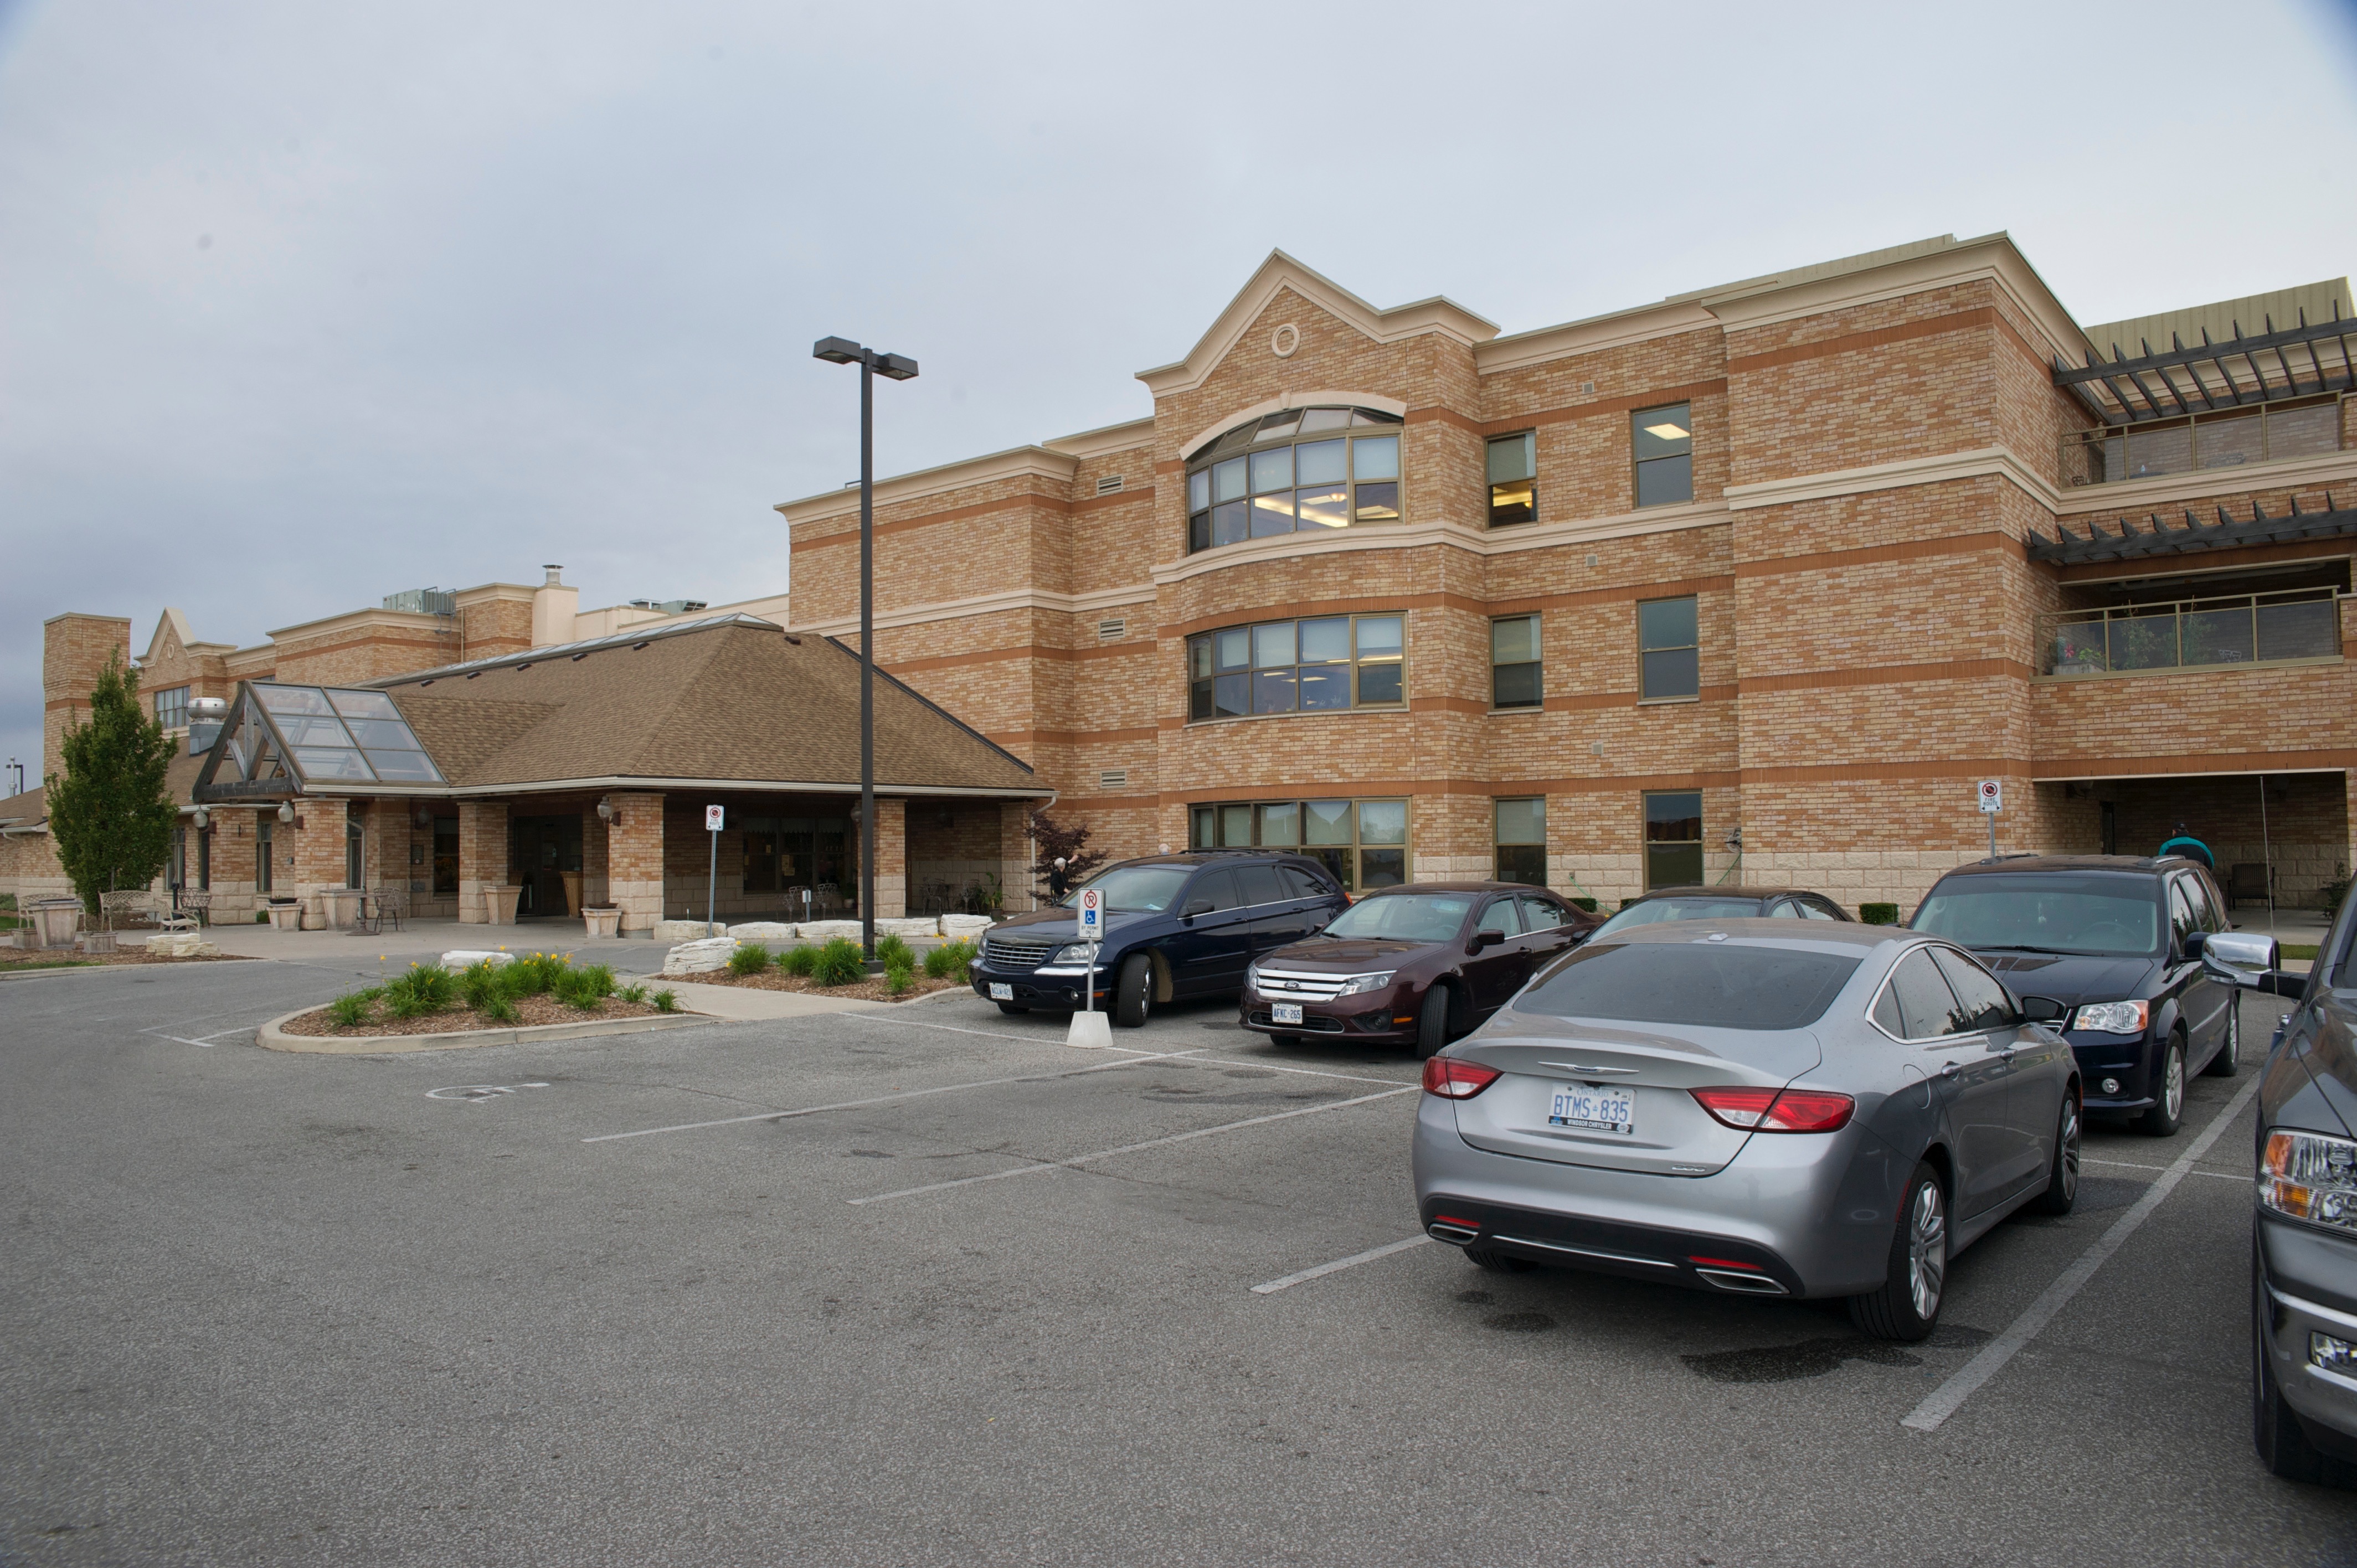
[812,337,918,962]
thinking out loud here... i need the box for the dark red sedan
[1239,882,1602,1056]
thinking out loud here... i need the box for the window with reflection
[1186,406,1404,553]
[1496,797,1547,887]
[1644,791,1704,889]
[1491,615,1541,709]
[1190,796,1409,891]
[1188,614,1405,720]
[1633,403,1693,507]
[1638,596,1699,700]
[153,685,190,730]
[1488,432,1536,525]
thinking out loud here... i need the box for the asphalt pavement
[3,958,2354,1565]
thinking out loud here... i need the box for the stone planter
[484,884,524,926]
[266,901,302,932]
[76,931,118,955]
[29,897,83,950]
[581,906,622,940]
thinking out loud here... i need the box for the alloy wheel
[2058,1096,2081,1203]
[1908,1179,1947,1322]
[2164,1046,2185,1121]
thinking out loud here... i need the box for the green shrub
[924,939,975,981]
[507,952,566,996]
[477,991,518,1024]
[555,969,605,1011]
[875,932,915,969]
[382,962,455,1019]
[577,962,616,997]
[1858,902,1901,926]
[779,944,819,978]
[728,942,771,976]
[459,960,509,1012]
[256,911,270,923]
[651,987,680,1013]
[885,960,913,996]
[1568,896,1598,912]
[617,982,648,1004]
[326,992,374,1029]
[812,937,866,987]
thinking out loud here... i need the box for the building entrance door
[510,814,584,917]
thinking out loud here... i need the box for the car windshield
[1591,896,1760,939]
[1062,865,1192,912]
[1520,942,1861,1030]
[1911,874,2164,957]
[1320,893,1476,943]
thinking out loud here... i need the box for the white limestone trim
[1177,389,1414,462]
[777,445,1080,524]
[1147,502,1728,587]
[792,583,1156,638]
[1726,446,2054,512]
[1476,301,1720,374]
[261,604,460,643]
[1041,416,1156,461]
[1135,250,1499,399]
[301,776,1051,800]
[2051,449,2357,517]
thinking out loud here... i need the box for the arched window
[1185,405,1403,554]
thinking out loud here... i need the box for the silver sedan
[1412,921,2080,1339]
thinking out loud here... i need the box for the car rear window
[1520,941,1862,1031]
[1910,873,2163,957]
[1591,896,1759,938]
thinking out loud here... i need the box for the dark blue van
[970,852,1350,1027]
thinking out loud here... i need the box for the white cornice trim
[1177,389,1413,461]
[263,606,456,642]
[1726,446,2058,513]
[1474,301,1722,374]
[1149,502,1730,587]
[1136,250,1498,399]
[777,445,1079,525]
[1041,416,1156,461]
[793,582,1158,638]
[303,776,1051,801]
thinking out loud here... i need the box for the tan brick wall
[42,613,132,782]
[605,791,665,934]
[457,800,508,924]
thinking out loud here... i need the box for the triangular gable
[192,686,297,800]
[1135,250,1499,399]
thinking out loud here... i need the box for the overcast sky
[5,0,2356,782]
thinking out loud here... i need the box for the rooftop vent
[1096,474,1125,496]
[383,587,456,616]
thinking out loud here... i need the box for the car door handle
[1938,1061,1961,1079]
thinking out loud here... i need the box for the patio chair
[2228,863,2273,908]
[157,890,202,933]
[364,885,407,934]
[99,889,156,932]
[171,891,213,930]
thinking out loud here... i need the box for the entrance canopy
[192,683,442,801]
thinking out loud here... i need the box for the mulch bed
[277,992,671,1039]
[0,949,255,969]
[682,968,965,1003]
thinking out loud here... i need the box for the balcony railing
[2060,394,2344,487]
[2039,588,2342,677]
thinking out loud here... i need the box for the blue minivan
[970,852,1351,1027]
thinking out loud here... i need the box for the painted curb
[255,1008,712,1055]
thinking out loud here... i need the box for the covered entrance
[2034,770,2351,912]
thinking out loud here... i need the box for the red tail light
[1422,1057,1502,1099]
[1690,1085,1854,1133]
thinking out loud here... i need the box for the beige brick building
[9,232,2355,927]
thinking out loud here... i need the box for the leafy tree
[46,652,178,915]
[1028,807,1108,899]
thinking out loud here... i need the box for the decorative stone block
[727,921,800,941]
[662,936,740,976]
[939,914,994,940]
[442,950,515,968]
[653,919,724,942]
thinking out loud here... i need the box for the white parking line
[1252,1235,1431,1294]
[2082,1157,2247,1182]
[846,1085,1417,1205]
[581,1050,1206,1143]
[1901,1073,2265,1433]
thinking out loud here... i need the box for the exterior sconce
[192,807,210,829]
[413,804,433,827]
[277,802,297,826]
[596,796,616,823]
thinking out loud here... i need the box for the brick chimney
[42,612,133,783]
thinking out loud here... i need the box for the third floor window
[1633,403,1694,507]
[1186,406,1404,554]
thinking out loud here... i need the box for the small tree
[47,652,178,916]
[1028,807,1108,899]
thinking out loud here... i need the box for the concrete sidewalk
[650,979,887,1021]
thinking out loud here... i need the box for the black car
[970,852,1350,1027]
[1910,854,2241,1136]
[2231,892,2357,1481]
[1588,884,1855,939]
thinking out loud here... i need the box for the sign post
[1977,779,2002,859]
[705,804,725,936]
[1067,885,1111,1049]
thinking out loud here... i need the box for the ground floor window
[433,817,459,896]
[1189,796,1407,891]
[255,816,273,894]
[1644,791,1703,889]
[740,815,854,907]
[170,825,186,890]
[1495,797,1547,886]
[197,825,210,890]
[347,818,364,888]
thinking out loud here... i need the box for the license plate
[1271,1002,1304,1025]
[989,983,1013,1000]
[1550,1084,1636,1135]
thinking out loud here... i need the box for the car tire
[2256,1237,2330,1483]
[1850,1162,1946,1343]
[1414,985,1452,1060]
[995,1002,1029,1015]
[2138,1034,2186,1137]
[2205,999,2241,1077]
[2029,1086,2080,1216]
[1464,1244,1535,1275]
[1114,953,1152,1029]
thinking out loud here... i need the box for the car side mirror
[2201,930,2280,984]
[2018,995,2068,1025]
[1182,898,1215,920]
[1469,928,1505,951]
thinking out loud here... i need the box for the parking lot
[6,956,2357,1566]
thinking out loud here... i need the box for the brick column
[874,797,907,918]
[1001,800,1036,914]
[457,800,508,924]
[605,791,665,934]
[287,797,349,890]
[582,802,611,910]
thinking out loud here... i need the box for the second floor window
[1487,432,1536,525]
[1186,406,1404,553]
[154,685,190,730]
[1188,614,1404,720]
[1638,596,1699,700]
[1491,615,1542,709]
[1633,403,1693,507]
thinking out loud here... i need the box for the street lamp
[813,336,919,962]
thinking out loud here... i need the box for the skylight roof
[197,683,444,796]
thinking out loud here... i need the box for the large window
[1643,791,1702,889]
[255,816,274,894]
[153,685,189,730]
[1488,433,1536,526]
[1190,797,1408,892]
[1496,797,1547,887]
[1638,596,1699,700]
[1188,614,1404,721]
[1186,406,1404,553]
[1633,403,1693,507]
[1491,615,1541,709]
